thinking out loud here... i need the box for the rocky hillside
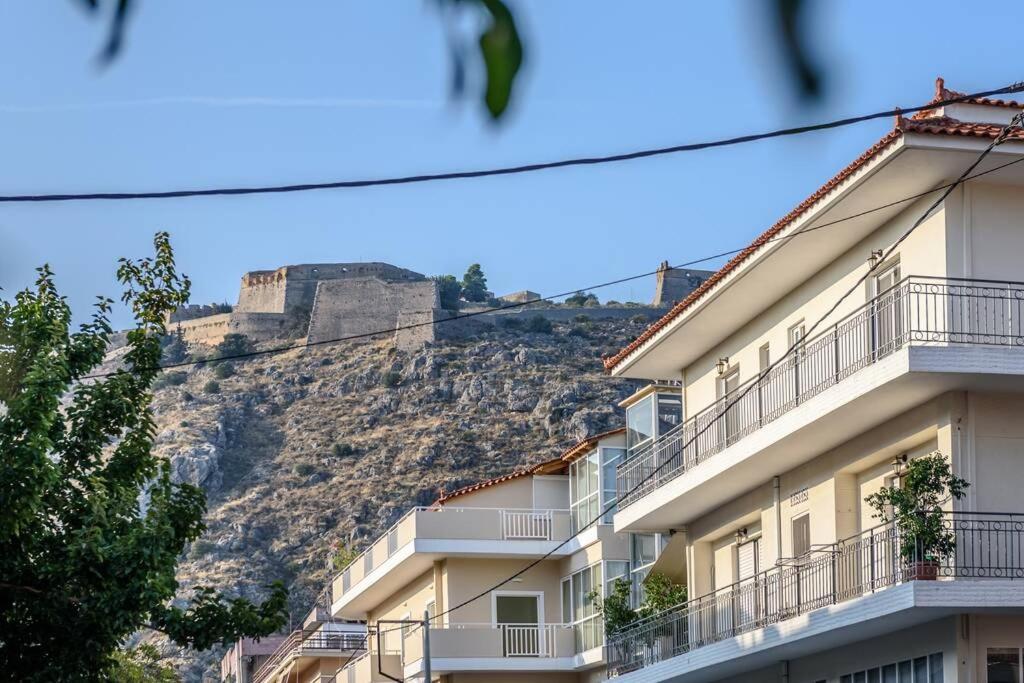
[145,315,648,681]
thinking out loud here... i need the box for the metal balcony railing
[252,628,366,683]
[606,511,1024,677]
[617,276,1024,510]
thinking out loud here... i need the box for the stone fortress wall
[165,261,714,352]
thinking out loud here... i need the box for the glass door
[873,263,902,358]
[495,594,542,656]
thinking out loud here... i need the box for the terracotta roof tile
[604,84,1023,374]
[432,428,626,504]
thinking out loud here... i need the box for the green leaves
[0,234,287,679]
[477,0,523,119]
[864,452,969,560]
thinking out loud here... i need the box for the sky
[0,1,1021,329]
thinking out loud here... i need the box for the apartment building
[323,429,639,683]
[600,79,1024,682]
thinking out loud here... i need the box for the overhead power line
[4,83,1023,204]
[419,110,1024,626]
[82,153,1024,380]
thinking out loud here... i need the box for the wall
[684,396,950,594]
[968,392,1024,514]
[943,182,1024,282]
[651,263,714,307]
[305,278,439,345]
[236,263,425,315]
[168,312,291,346]
[682,194,948,418]
[442,557,564,625]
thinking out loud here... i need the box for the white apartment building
[324,429,642,683]
[602,79,1024,683]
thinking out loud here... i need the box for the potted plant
[864,452,969,580]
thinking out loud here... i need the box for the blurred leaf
[773,0,822,99]
[477,0,523,119]
[98,0,133,63]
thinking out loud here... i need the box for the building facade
[601,80,1024,682]
[321,430,638,683]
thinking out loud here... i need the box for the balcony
[331,506,572,617]
[606,511,1024,679]
[337,621,602,682]
[617,276,1024,524]
[252,627,366,683]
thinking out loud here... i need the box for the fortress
[167,261,713,351]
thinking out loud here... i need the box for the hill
[145,315,646,680]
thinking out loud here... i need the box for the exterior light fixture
[891,453,908,477]
[735,527,749,543]
[716,357,730,376]
[868,250,884,269]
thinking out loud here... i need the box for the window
[792,513,811,558]
[630,533,668,606]
[759,343,771,372]
[561,563,607,652]
[626,391,682,455]
[570,447,627,531]
[788,321,806,351]
[841,652,942,683]
[718,368,741,441]
[600,448,626,523]
[626,395,654,453]
[988,648,1023,683]
[425,600,435,620]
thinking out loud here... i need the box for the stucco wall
[442,557,564,625]
[967,392,1024,514]
[682,194,948,419]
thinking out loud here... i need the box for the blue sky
[0,1,1021,328]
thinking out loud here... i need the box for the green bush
[153,370,188,390]
[215,333,254,360]
[525,315,553,334]
[567,326,589,338]
[293,463,316,477]
[461,264,489,303]
[213,363,235,379]
[572,314,591,324]
[160,332,189,364]
[498,317,522,330]
[332,443,355,457]
[202,380,220,395]
[565,291,600,307]
[381,372,402,388]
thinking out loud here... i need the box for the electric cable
[2,83,1021,204]
[80,153,1024,380]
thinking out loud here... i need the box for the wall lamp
[868,250,885,269]
[891,453,908,477]
[716,357,730,376]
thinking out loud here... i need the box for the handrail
[252,628,366,683]
[606,510,1024,676]
[617,276,1024,509]
[329,506,572,595]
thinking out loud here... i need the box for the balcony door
[493,592,544,656]
[872,263,903,358]
[717,368,741,446]
[735,537,761,630]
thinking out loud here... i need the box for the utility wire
[3,83,1022,204]
[82,153,1024,380]
[424,109,1024,625]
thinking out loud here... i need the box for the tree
[108,644,180,682]
[160,330,189,365]
[565,291,599,307]
[864,452,969,563]
[461,264,489,303]
[590,572,687,635]
[330,541,361,572]
[432,275,462,311]
[214,333,254,360]
[0,233,288,679]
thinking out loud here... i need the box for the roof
[433,428,626,504]
[558,427,626,463]
[604,78,1024,373]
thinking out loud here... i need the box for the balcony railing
[617,276,1024,510]
[252,628,366,683]
[332,506,571,604]
[606,511,1024,676]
